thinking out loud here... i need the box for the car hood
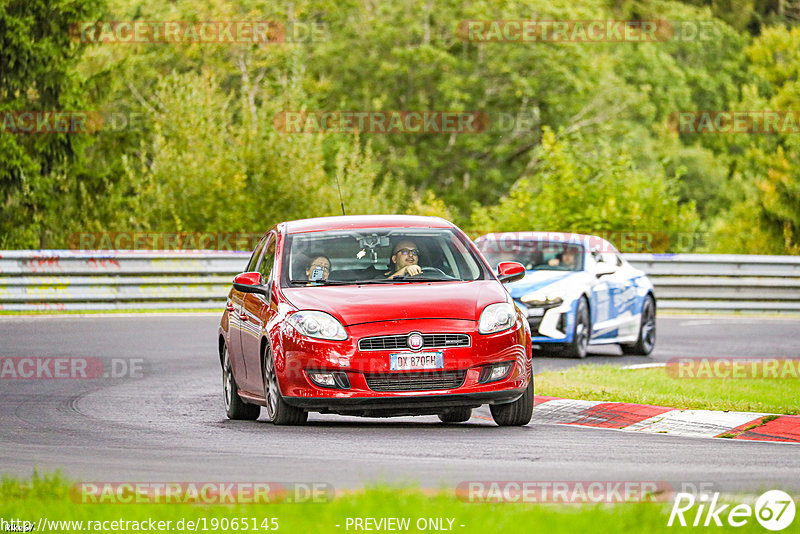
[282,281,509,326]
[505,270,582,299]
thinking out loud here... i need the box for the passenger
[306,255,331,282]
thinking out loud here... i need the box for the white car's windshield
[283,228,488,286]
[478,240,585,272]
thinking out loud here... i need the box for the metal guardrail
[0,251,250,311]
[625,253,800,312]
[0,251,798,312]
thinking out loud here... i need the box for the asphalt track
[1,314,799,493]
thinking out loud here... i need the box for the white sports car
[475,232,656,358]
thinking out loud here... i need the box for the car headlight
[478,302,516,334]
[288,311,347,340]
[523,296,563,308]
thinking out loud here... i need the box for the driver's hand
[402,265,422,276]
[548,258,559,266]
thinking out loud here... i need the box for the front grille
[364,370,467,392]
[358,333,470,351]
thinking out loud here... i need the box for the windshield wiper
[375,275,459,282]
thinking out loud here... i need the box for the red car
[218,215,533,426]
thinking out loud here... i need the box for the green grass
[535,364,800,414]
[0,474,780,534]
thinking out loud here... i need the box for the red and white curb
[532,396,800,443]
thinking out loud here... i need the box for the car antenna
[334,172,346,216]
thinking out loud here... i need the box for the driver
[386,240,422,279]
[548,248,579,270]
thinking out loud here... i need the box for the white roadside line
[620,362,667,370]
[532,417,800,446]
[624,410,770,438]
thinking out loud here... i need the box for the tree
[711,26,800,254]
[0,0,103,247]
[470,128,700,252]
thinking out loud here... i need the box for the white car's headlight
[288,311,347,340]
[523,296,563,307]
[478,302,516,334]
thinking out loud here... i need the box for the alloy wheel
[641,298,656,352]
[223,347,233,411]
[263,350,279,420]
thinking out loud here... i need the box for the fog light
[307,371,350,389]
[308,371,335,387]
[478,362,514,384]
[490,362,512,380]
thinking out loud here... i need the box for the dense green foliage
[1,0,798,253]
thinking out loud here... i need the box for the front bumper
[515,299,575,343]
[283,389,526,417]
[274,318,531,413]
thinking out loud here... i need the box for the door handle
[226,302,235,312]
[239,313,248,321]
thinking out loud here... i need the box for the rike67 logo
[668,490,796,531]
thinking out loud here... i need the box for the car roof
[284,215,455,234]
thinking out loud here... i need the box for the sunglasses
[309,264,330,272]
[394,248,419,257]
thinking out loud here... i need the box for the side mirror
[595,262,617,277]
[497,261,526,284]
[233,272,269,295]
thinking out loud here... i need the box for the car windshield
[478,240,585,272]
[282,228,488,286]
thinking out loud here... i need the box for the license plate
[389,352,443,371]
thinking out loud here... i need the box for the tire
[490,366,534,427]
[222,343,260,420]
[437,407,473,423]
[262,342,308,426]
[562,297,590,358]
[621,295,656,356]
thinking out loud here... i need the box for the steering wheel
[420,266,452,279]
